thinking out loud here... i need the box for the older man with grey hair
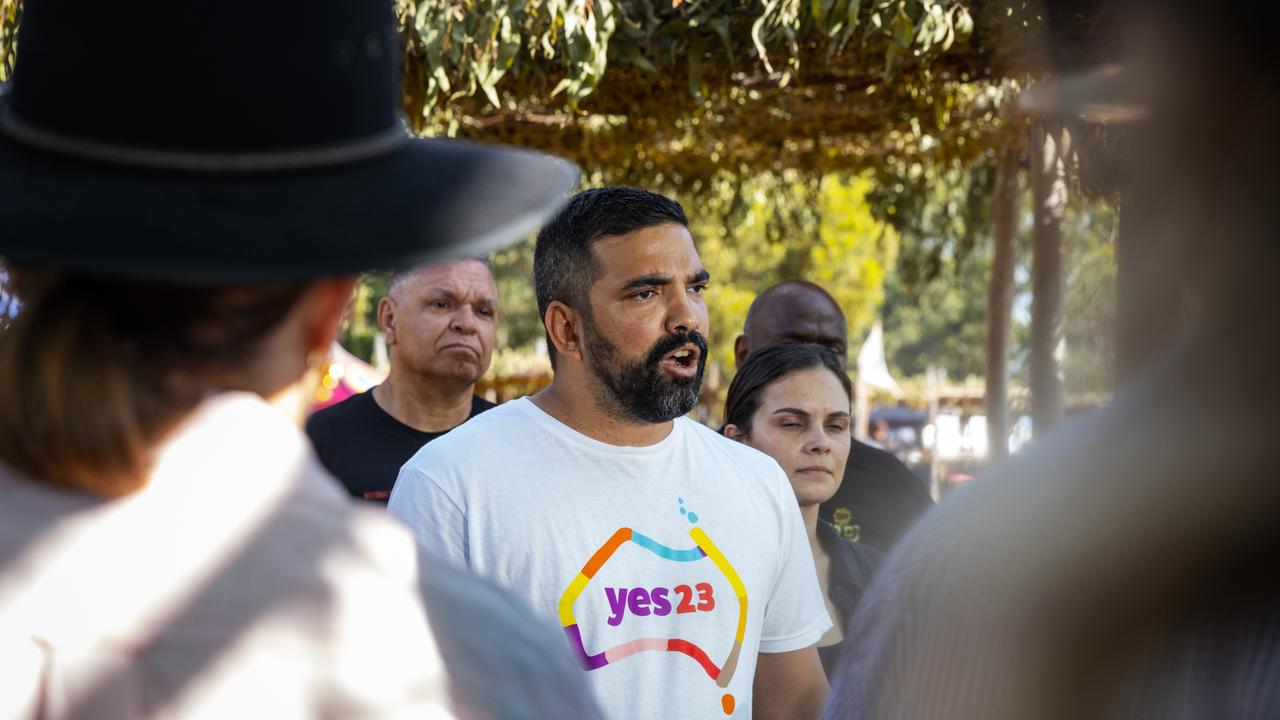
[307,257,498,502]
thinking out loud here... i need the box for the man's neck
[531,380,674,447]
[373,370,475,433]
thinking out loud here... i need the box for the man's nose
[450,306,479,333]
[664,289,701,335]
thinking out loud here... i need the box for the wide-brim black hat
[0,0,578,281]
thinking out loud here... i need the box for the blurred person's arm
[753,646,828,719]
[417,547,604,720]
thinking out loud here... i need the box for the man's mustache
[643,331,709,366]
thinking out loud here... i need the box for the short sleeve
[387,463,469,568]
[759,464,832,653]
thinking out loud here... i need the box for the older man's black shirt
[306,388,495,503]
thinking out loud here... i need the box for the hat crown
[7,0,401,153]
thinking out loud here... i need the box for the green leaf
[707,16,735,63]
[931,5,947,44]
[688,37,706,100]
[892,6,914,49]
[847,0,862,26]
[883,42,902,77]
[955,7,973,38]
[812,0,837,24]
[622,44,658,72]
[550,76,576,96]
[751,14,774,74]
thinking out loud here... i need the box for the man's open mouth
[660,344,701,377]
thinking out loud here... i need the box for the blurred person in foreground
[822,2,1280,719]
[722,343,882,680]
[307,258,499,503]
[390,187,831,719]
[0,0,596,717]
[735,280,933,553]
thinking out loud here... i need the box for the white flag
[856,322,901,395]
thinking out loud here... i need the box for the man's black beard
[583,321,708,424]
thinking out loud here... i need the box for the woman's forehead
[760,368,851,408]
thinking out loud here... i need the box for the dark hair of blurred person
[0,272,317,496]
[723,342,883,679]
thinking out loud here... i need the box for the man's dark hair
[534,186,688,367]
[722,342,851,436]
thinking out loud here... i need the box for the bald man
[734,281,933,554]
[307,258,498,502]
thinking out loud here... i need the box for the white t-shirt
[389,397,830,719]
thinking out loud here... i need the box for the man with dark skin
[391,187,831,720]
[734,280,933,554]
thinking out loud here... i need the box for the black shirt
[815,519,883,678]
[305,388,495,503]
[819,439,934,554]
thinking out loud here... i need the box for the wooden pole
[985,138,1021,460]
[1028,120,1069,435]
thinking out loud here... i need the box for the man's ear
[544,301,584,362]
[733,335,750,370]
[377,296,397,345]
[723,423,747,442]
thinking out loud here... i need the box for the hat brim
[0,95,578,281]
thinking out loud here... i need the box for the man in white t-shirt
[390,186,831,719]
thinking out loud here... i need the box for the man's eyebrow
[419,289,497,307]
[621,274,673,292]
[620,269,710,292]
[826,411,853,421]
[420,287,457,300]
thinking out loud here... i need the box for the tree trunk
[985,140,1020,461]
[1029,120,1069,435]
